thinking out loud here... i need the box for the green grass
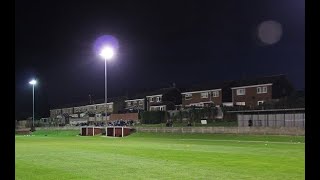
[16,130,304,180]
[30,129,80,136]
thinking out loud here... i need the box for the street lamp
[99,46,115,123]
[29,79,37,130]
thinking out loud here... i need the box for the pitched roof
[127,87,182,99]
[231,74,288,88]
[145,87,180,96]
[92,96,127,104]
[51,96,127,109]
[182,80,236,93]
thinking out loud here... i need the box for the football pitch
[15,130,305,180]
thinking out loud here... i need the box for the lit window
[201,92,208,98]
[236,89,245,95]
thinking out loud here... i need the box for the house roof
[145,87,181,96]
[92,96,127,104]
[51,96,127,110]
[182,80,236,93]
[127,87,182,99]
[231,74,288,88]
[128,92,150,100]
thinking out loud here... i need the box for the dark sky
[15,0,305,119]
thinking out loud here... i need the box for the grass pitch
[16,130,304,180]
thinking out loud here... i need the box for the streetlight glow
[29,79,37,85]
[99,46,115,60]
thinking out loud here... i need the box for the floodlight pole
[32,84,35,128]
[105,57,107,123]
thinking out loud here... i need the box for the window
[212,91,219,97]
[257,86,267,94]
[185,93,192,100]
[150,97,154,102]
[127,102,131,106]
[236,102,245,106]
[257,87,261,93]
[257,101,264,105]
[262,86,267,93]
[139,100,143,105]
[133,101,137,105]
[201,92,208,98]
[150,106,164,111]
[109,104,113,109]
[156,96,162,102]
[236,89,245,95]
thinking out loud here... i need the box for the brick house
[231,75,293,108]
[124,94,146,111]
[90,96,127,114]
[180,80,238,108]
[181,87,222,108]
[50,109,62,118]
[49,96,127,120]
[146,87,182,111]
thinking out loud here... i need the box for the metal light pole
[100,46,114,123]
[105,57,107,122]
[29,79,37,130]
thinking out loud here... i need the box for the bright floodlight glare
[29,79,37,85]
[99,46,114,60]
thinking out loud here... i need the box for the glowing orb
[257,20,283,45]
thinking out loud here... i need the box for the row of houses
[50,74,294,121]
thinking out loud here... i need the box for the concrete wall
[135,127,304,136]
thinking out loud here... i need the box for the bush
[141,111,169,124]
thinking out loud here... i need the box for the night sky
[15,0,305,119]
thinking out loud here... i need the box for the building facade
[181,89,222,107]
